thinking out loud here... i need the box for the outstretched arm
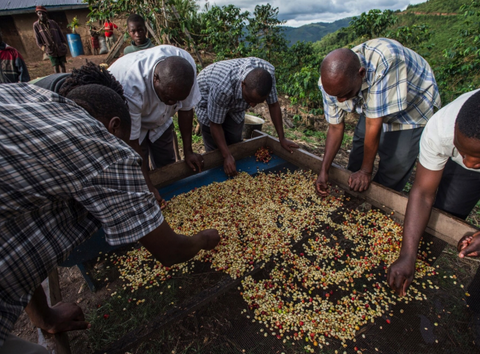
[315,122,345,196]
[210,122,237,176]
[268,101,299,152]
[348,117,383,192]
[140,220,220,267]
[387,163,443,296]
[178,109,203,172]
[129,138,165,208]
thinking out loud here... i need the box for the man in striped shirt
[0,84,219,353]
[316,38,441,195]
[196,57,298,176]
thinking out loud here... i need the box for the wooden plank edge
[149,135,267,187]
[262,134,477,246]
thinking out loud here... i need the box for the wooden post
[105,35,125,65]
[145,22,161,45]
[39,268,72,354]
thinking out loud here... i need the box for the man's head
[320,48,366,102]
[59,61,127,104]
[66,84,131,142]
[127,14,148,46]
[153,56,194,106]
[36,6,48,22]
[241,68,272,108]
[454,90,480,169]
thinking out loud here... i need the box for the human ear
[108,117,122,136]
[359,67,366,78]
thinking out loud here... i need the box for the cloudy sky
[196,0,426,27]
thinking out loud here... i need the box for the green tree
[350,9,398,39]
[246,4,287,61]
[386,24,431,48]
[201,4,249,59]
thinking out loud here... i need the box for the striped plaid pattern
[196,58,278,126]
[0,84,163,345]
[319,38,441,132]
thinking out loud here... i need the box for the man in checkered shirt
[316,38,441,195]
[196,57,299,176]
[0,83,219,353]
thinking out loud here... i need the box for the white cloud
[197,0,427,27]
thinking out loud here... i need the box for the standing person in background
[0,30,30,83]
[124,14,155,55]
[104,19,118,52]
[90,27,100,55]
[33,6,68,74]
[315,38,441,196]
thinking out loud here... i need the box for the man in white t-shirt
[386,89,480,345]
[109,45,204,205]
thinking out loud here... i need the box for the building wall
[0,10,126,61]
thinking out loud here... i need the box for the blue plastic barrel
[67,33,84,57]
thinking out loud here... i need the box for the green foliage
[386,24,431,47]
[275,42,323,109]
[246,4,288,61]
[87,0,202,47]
[201,4,249,59]
[350,9,398,39]
[67,16,80,34]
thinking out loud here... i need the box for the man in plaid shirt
[316,38,441,195]
[196,57,298,176]
[0,84,219,353]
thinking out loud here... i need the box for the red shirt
[104,22,118,37]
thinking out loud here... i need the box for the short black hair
[457,90,480,140]
[59,62,126,104]
[127,14,146,26]
[244,68,273,97]
[65,84,131,129]
[154,56,194,92]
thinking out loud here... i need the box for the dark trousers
[141,123,176,169]
[434,158,480,219]
[432,158,480,313]
[201,119,244,152]
[347,114,424,192]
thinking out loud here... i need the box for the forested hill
[282,18,352,45]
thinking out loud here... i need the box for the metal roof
[0,0,89,15]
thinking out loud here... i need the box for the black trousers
[200,119,244,152]
[140,123,176,169]
[347,114,424,192]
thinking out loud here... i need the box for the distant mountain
[282,18,352,46]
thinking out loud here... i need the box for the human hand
[386,254,416,297]
[348,170,372,192]
[184,151,204,173]
[458,231,480,258]
[279,138,299,153]
[197,229,220,250]
[315,170,329,196]
[151,188,167,210]
[41,302,90,334]
[223,154,237,177]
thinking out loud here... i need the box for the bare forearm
[361,118,382,173]
[210,123,231,158]
[322,123,345,173]
[178,110,194,154]
[129,139,154,187]
[268,102,285,140]
[401,188,435,259]
[140,221,211,267]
